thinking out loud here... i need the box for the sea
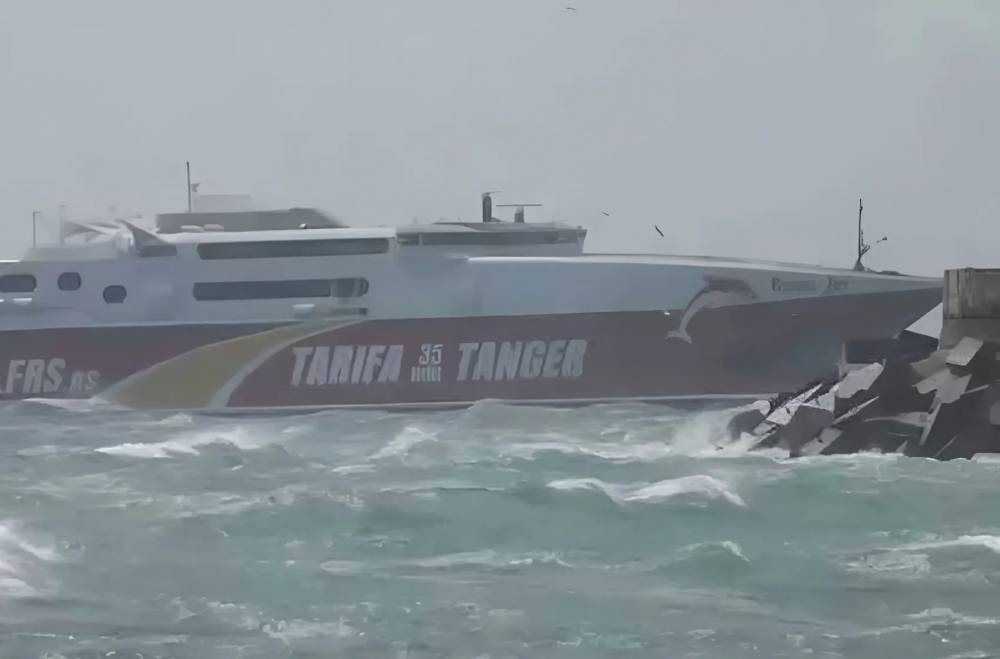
[2,399,1000,659]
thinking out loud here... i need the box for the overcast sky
[1,0,996,291]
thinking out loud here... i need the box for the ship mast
[853,196,887,271]
[855,196,864,270]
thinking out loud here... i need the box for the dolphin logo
[666,276,758,344]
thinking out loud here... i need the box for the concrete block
[906,388,983,457]
[934,424,1000,460]
[727,407,766,440]
[753,405,833,453]
[946,336,984,367]
[822,416,924,456]
[835,363,883,417]
[795,427,843,457]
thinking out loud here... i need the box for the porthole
[103,285,127,304]
[58,272,82,291]
[0,274,36,293]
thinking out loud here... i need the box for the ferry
[0,194,941,412]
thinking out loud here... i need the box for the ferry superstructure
[0,200,941,412]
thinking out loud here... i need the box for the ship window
[0,274,36,293]
[103,285,127,303]
[396,228,582,246]
[193,279,332,301]
[333,277,369,298]
[196,238,389,260]
[58,272,82,291]
[192,277,371,301]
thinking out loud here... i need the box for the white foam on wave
[0,521,60,598]
[626,475,747,506]
[666,409,743,457]
[408,549,572,570]
[0,522,59,563]
[547,477,618,495]
[547,474,746,507]
[318,559,368,575]
[21,396,123,414]
[97,441,199,459]
[263,617,356,643]
[907,607,998,626]
[94,426,264,459]
[898,534,1000,555]
[506,439,674,463]
[788,451,904,466]
[319,549,572,577]
[496,406,766,465]
[848,534,1000,578]
[152,413,196,428]
[331,464,378,475]
[855,607,1000,639]
[845,551,932,577]
[370,425,437,460]
[676,540,750,563]
[202,600,356,642]
[205,600,264,630]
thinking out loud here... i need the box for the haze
[1,1,996,326]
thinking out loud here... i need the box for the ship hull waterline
[0,287,940,414]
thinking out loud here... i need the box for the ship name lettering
[771,278,817,293]
[291,344,404,386]
[0,358,100,395]
[456,339,587,382]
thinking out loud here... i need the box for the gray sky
[1,0,996,288]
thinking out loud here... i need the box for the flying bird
[654,225,664,237]
[601,211,610,217]
[565,6,577,11]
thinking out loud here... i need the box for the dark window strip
[197,238,389,260]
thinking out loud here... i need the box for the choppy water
[2,400,1000,658]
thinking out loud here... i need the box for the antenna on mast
[855,196,864,269]
[853,196,887,271]
[496,202,543,223]
[186,161,192,213]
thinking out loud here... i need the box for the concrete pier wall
[941,268,1000,349]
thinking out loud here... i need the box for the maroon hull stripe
[229,289,939,409]
[0,288,939,409]
[0,323,282,400]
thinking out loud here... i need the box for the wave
[319,549,573,578]
[370,425,438,460]
[151,413,196,428]
[501,407,765,464]
[262,618,356,643]
[897,534,1000,555]
[196,600,357,643]
[19,396,125,414]
[846,534,1000,578]
[505,439,674,463]
[844,551,932,577]
[907,607,998,626]
[94,426,266,459]
[407,549,572,570]
[0,521,60,598]
[853,607,1000,639]
[546,474,746,507]
[675,540,750,563]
